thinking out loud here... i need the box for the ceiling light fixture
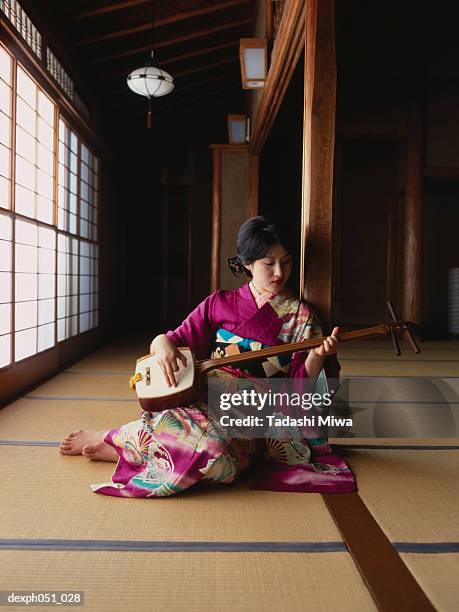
[127,1,174,127]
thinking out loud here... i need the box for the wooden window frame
[0,40,100,374]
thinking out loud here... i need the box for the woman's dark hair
[236,216,289,275]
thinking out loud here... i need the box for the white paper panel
[38,298,54,325]
[15,273,37,301]
[15,184,35,218]
[15,326,37,361]
[15,243,37,273]
[17,67,37,109]
[0,302,11,334]
[0,333,11,368]
[38,247,55,273]
[0,240,12,271]
[16,218,37,245]
[15,300,37,331]
[38,273,54,299]
[0,271,11,303]
[37,322,54,351]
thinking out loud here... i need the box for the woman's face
[245,242,292,294]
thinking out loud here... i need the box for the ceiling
[21,0,257,119]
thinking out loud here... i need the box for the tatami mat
[340,361,459,377]
[339,339,459,377]
[331,438,459,447]
[345,449,459,542]
[29,373,134,399]
[0,551,376,612]
[65,342,146,373]
[400,553,459,612]
[0,446,343,543]
[0,398,140,440]
[2,337,459,610]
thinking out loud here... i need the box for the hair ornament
[226,256,245,277]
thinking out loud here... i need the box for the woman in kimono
[59,216,355,496]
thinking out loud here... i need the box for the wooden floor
[0,338,458,611]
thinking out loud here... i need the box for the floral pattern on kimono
[91,284,355,497]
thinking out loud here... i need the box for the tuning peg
[390,330,401,356]
[387,300,398,322]
[403,323,420,354]
[386,301,401,355]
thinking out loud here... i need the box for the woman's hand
[305,327,339,377]
[150,334,187,388]
[312,327,340,358]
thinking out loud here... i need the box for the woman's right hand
[150,334,187,388]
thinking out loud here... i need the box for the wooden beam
[90,18,252,65]
[155,81,241,113]
[100,41,238,82]
[68,0,150,21]
[300,0,336,326]
[249,0,305,155]
[402,93,424,325]
[77,0,251,45]
[169,57,237,79]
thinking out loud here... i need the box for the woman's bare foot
[82,441,118,462]
[59,430,106,456]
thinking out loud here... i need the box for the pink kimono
[91,285,356,497]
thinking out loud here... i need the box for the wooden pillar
[300,0,336,326]
[210,148,222,293]
[386,195,398,307]
[248,155,259,218]
[402,97,424,324]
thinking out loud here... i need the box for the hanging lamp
[126,2,174,127]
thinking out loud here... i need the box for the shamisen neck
[197,324,388,375]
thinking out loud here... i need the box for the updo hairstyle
[236,216,288,277]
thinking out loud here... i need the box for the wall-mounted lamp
[239,38,268,89]
[227,114,250,144]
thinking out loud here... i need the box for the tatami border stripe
[1,440,458,450]
[0,539,456,554]
[65,371,459,379]
[22,395,459,406]
[334,444,459,450]
[25,396,137,402]
[0,539,345,552]
[63,371,131,375]
[333,400,459,405]
[344,375,459,379]
[0,440,59,447]
[340,358,459,362]
[394,542,459,553]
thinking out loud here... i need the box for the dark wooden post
[248,155,259,218]
[386,195,398,306]
[210,148,222,293]
[300,0,336,327]
[402,96,424,324]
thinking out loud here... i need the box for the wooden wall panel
[300,0,336,326]
[220,152,249,291]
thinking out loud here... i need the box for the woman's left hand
[312,327,339,358]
